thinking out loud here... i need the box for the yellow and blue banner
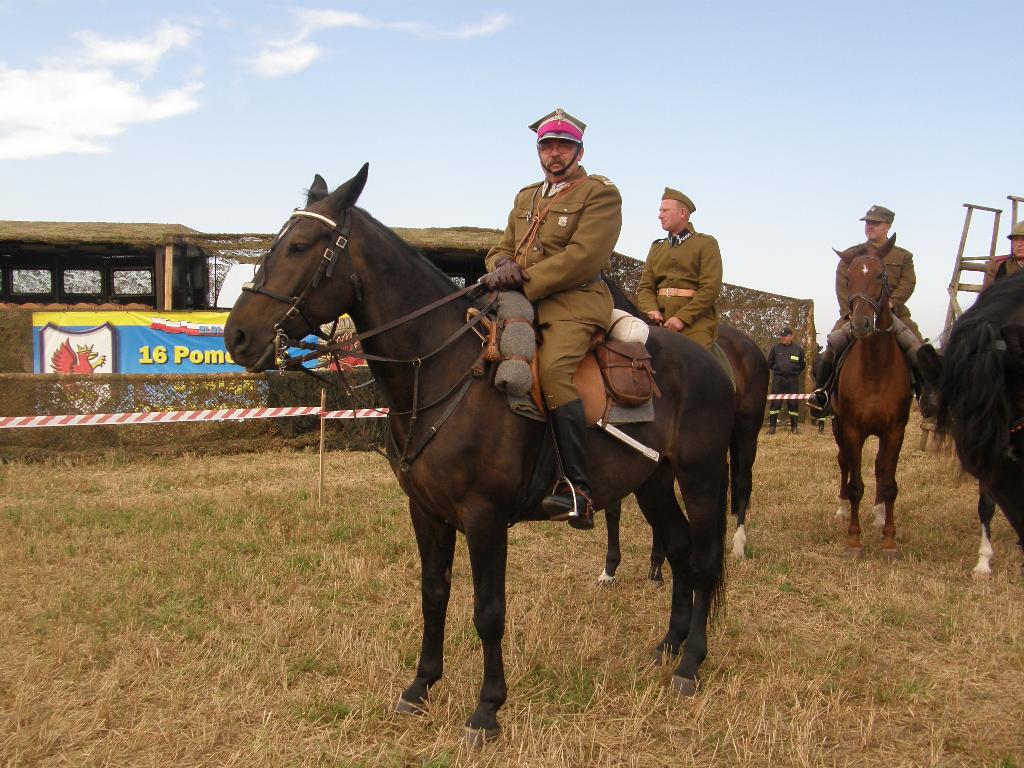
[33,311,245,374]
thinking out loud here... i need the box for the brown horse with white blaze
[830,235,912,560]
[224,165,735,746]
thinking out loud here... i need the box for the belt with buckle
[658,287,696,298]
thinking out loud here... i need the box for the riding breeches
[823,314,924,363]
[537,320,601,410]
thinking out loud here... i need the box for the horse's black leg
[634,469,690,661]
[668,462,728,694]
[601,500,623,584]
[463,522,509,746]
[398,501,456,714]
[973,490,997,578]
[729,427,756,559]
[649,527,666,583]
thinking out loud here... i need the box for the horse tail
[938,321,1011,475]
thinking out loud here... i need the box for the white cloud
[249,8,510,77]
[0,23,201,160]
[73,21,195,74]
[250,41,322,78]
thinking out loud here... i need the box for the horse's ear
[873,234,896,260]
[916,344,943,387]
[327,162,370,211]
[306,174,329,205]
[1001,323,1024,358]
[835,246,857,264]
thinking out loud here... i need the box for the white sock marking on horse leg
[835,498,851,520]
[872,503,886,529]
[732,524,747,559]
[598,569,615,585]
[972,528,994,578]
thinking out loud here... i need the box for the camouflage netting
[0,370,387,461]
[1,221,816,458]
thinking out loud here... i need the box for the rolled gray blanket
[494,291,536,397]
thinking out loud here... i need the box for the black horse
[918,272,1024,575]
[224,166,735,746]
[598,304,770,583]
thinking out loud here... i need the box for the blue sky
[1,0,1021,342]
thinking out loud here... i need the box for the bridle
[847,254,892,332]
[242,208,354,346]
[239,203,498,470]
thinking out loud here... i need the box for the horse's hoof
[844,546,865,560]
[396,697,425,716]
[598,570,616,586]
[971,566,992,580]
[835,499,851,520]
[464,725,500,748]
[881,548,901,562]
[872,504,886,529]
[670,675,698,697]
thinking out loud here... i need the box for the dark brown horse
[917,272,1024,576]
[830,236,912,560]
[224,166,735,746]
[599,312,770,583]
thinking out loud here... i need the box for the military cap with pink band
[529,108,586,144]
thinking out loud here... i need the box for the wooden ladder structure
[942,202,1002,340]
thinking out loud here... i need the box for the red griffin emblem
[50,339,107,374]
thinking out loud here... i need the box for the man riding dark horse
[811,205,923,411]
[481,108,622,530]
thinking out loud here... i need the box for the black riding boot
[790,414,799,434]
[767,414,777,434]
[542,399,595,530]
[810,359,834,412]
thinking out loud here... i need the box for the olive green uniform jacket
[983,255,1023,288]
[833,242,921,339]
[635,226,723,349]
[486,166,622,408]
[486,166,620,326]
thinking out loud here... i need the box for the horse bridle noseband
[242,208,354,345]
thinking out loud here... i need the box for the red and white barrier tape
[767,394,814,401]
[0,406,389,430]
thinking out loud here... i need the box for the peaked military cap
[529,108,585,144]
[1008,221,1024,239]
[662,187,696,214]
[860,204,895,223]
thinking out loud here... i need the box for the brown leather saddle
[528,332,661,424]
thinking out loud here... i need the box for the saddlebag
[594,339,662,407]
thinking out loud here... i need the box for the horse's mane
[936,271,1024,473]
[353,206,467,298]
[603,275,646,319]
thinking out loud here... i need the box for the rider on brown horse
[811,205,924,410]
[481,108,622,530]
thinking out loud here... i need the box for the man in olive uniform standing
[635,188,723,350]
[482,108,622,530]
[983,221,1024,288]
[811,205,923,409]
[767,326,806,434]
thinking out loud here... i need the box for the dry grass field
[1,414,1022,767]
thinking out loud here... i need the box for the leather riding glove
[482,257,530,291]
